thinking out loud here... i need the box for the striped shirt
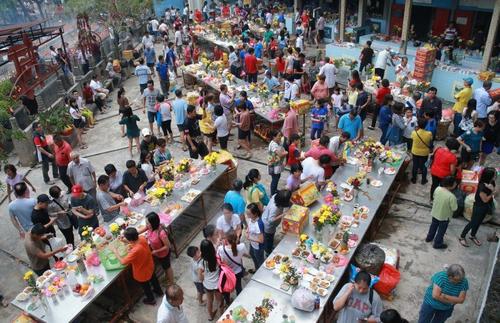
[423,271,468,310]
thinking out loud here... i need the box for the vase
[314,228,322,241]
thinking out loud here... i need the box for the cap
[71,184,84,198]
[463,77,474,85]
[37,194,50,203]
[141,128,152,137]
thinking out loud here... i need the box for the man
[305,136,339,179]
[76,48,90,75]
[421,87,443,121]
[156,55,170,96]
[473,80,493,122]
[157,284,189,323]
[96,175,127,223]
[144,46,157,74]
[338,110,363,140]
[25,224,68,276]
[183,105,209,159]
[140,128,159,155]
[262,70,281,93]
[56,48,71,77]
[135,58,152,94]
[453,78,473,136]
[174,26,183,57]
[8,182,36,239]
[31,194,57,236]
[122,160,148,196]
[143,80,161,135]
[318,57,338,96]
[89,74,109,103]
[244,48,258,84]
[329,131,351,159]
[173,89,188,150]
[219,84,235,119]
[355,83,371,121]
[67,151,97,199]
[301,155,330,187]
[149,17,159,40]
[374,47,394,79]
[142,31,154,50]
[369,78,391,130]
[49,45,58,65]
[359,41,374,73]
[315,14,325,45]
[52,135,73,193]
[235,91,254,111]
[282,103,298,143]
[165,42,178,77]
[70,184,99,235]
[32,122,58,184]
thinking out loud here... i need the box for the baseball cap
[71,184,83,197]
[37,194,50,203]
[463,77,474,85]
[141,128,152,137]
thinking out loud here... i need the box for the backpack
[250,183,270,206]
[218,258,236,293]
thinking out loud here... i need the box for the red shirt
[245,54,258,74]
[305,145,337,179]
[287,143,300,166]
[430,148,457,178]
[222,5,230,17]
[276,57,286,73]
[376,86,391,105]
[82,86,94,104]
[33,132,48,148]
[53,140,72,167]
[269,39,278,51]
[214,48,223,61]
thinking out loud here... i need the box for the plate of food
[319,280,330,289]
[343,192,353,202]
[16,292,29,302]
[181,189,201,203]
[291,248,302,257]
[300,250,310,259]
[324,274,335,282]
[264,259,276,270]
[370,179,383,187]
[280,282,290,291]
[272,254,284,264]
[66,253,79,263]
[320,253,333,263]
[384,167,396,175]
[316,287,328,297]
[128,218,137,225]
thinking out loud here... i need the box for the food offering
[282,204,309,235]
[301,267,334,297]
[72,282,93,299]
[291,182,320,207]
[384,166,397,175]
[312,204,341,232]
[379,150,402,164]
[181,189,202,203]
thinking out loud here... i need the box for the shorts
[139,83,147,93]
[177,124,184,132]
[318,29,325,39]
[204,286,218,293]
[238,129,251,140]
[73,118,84,129]
[482,141,495,154]
[194,282,205,294]
[147,111,156,123]
[147,63,154,68]
[156,252,171,270]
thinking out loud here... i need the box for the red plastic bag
[374,263,400,296]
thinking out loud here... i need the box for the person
[267,130,287,196]
[104,164,124,196]
[67,152,97,199]
[458,99,478,135]
[244,203,265,274]
[318,57,338,95]
[20,95,38,115]
[96,175,126,222]
[25,224,68,276]
[31,194,57,236]
[355,82,371,122]
[275,51,286,77]
[156,284,188,323]
[254,38,264,59]
[116,87,130,137]
[233,103,252,158]
[174,26,183,57]
[453,78,474,136]
[395,56,411,81]
[219,84,234,124]
[143,80,161,135]
[402,107,418,150]
[203,224,219,249]
[262,70,281,93]
[4,164,35,202]
[89,75,110,110]
[228,46,241,78]
[349,70,362,89]
[48,185,75,246]
[70,184,99,236]
[156,55,170,96]
[459,167,496,247]
[184,105,209,159]
[336,95,352,128]
[110,227,162,305]
[224,179,246,225]
[218,229,248,298]
[333,270,383,323]
[243,169,269,211]
[200,93,216,154]
[411,119,433,184]
[378,94,394,145]
[198,239,222,321]
[135,58,152,94]
[68,98,87,149]
[380,309,408,323]
[262,189,292,256]
[287,164,312,191]
[119,106,141,157]
[142,31,154,49]
[458,120,484,169]
[50,135,73,192]
[424,111,437,139]
[286,133,305,166]
[282,103,299,143]
[82,82,94,106]
[480,111,500,165]
[165,42,178,77]
[359,41,374,73]
[212,105,229,150]
[426,176,458,249]
[430,137,460,201]
[315,14,325,46]
[244,47,258,83]
[386,102,405,146]
[331,87,343,121]
[144,46,156,74]
[374,47,394,78]
[153,138,172,166]
[421,87,443,122]
[473,80,493,122]
[301,155,330,187]
[186,246,206,306]
[418,264,468,323]
[32,122,58,185]
[157,94,174,142]
[406,91,421,116]
[310,99,328,140]
[369,79,391,130]
[215,203,242,241]
[140,128,159,155]
[122,160,148,196]
[9,182,36,239]
[140,151,155,189]
[339,110,363,140]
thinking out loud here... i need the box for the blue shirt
[473,87,493,119]
[254,43,263,59]
[423,271,468,310]
[156,62,169,81]
[173,99,188,125]
[378,105,392,128]
[144,48,156,64]
[166,49,176,67]
[311,106,328,129]
[134,65,151,85]
[239,50,246,62]
[224,190,246,215]
[459,130,483,153]
[425,118,436,136]
[234,98,254,110]
[264,76,280,92]
[338,114,362,139]
[9,198,36,232]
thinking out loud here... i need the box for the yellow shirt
[411,129,433,156]
[452,87,472,113]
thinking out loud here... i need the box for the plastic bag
[291,287,315,312]
[350,264,380,287]
[48,237,67,258]
[374,263,400,296]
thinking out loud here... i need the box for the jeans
[249,245,265,270]
[139,273,162,302]
[41,148,58,183]
[412,155,428,183]
[264,232,275,256]
[453,112,462,137]
[460,204,489,238]
[430,175,442,201]
[310,127,323,140]
[371,104,381,128]
[159,79,170,96]
[418,302,453,323]
[426,217,449,247]
[359,61,370,73]
[57,165,73,191]
[270,173,281,197]
[379,125,389,145]
[59,226,75,247]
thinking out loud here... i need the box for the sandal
[469,236,482,246]
[458,238,469,247]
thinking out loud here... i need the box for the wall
[154,0,185,17]
[454,10,474,39]
[389,3,404,35]
[431,8,450,35]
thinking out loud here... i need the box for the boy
[425,176,457,249]
[402,106,417,150]
[186,246,206,306]
[310,98,328,140]
[457,120,484,169]
[224,179,246,227]
[424,111,436,139]
[287,133,304,166]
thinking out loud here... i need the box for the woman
[140,151,155,189]
[378,94,393,145]
[153,138,172,166]
[262,189,292,256]
[395,57,411,81]
[275,51,286,77]
[199,94,216,153]
[139,212,174,285]
[68,98,87,149]
[4,164,36,202]
[459,167,496,247]
[215,203,242,240]
[457,120,484,169]
[203,224,220,249]
[458,99,477,136]
[267,130,288,196]
[386,102,406,146]
[430,137,460,200]
[217,229,247,299]
[214,105,229,150]
[479,111,500,165]
[119,106,141,157]
[349,70,362,88]
[47,185,75,246]
[418,264,468,323]
[198,239,222,321]
[245,203,264,273]
[243,169,269,211]
[411,119,433,185]
[157,94,174,142]
[117,87,130,137]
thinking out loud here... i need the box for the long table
[12,164,228,323]
[219,155,404,322]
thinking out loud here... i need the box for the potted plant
[38,105,76,145]
[0,79,25,160]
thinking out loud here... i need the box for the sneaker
[142,298,156,305]
[433,244,448,250]
[44,180,55,185]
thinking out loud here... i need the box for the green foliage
[0,79,13,98]
[38,105,73,134]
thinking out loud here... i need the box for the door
[411,6,434,40]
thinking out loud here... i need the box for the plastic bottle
[314,296,320,309]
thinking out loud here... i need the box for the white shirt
[89,79,103,95]
[214,115,229,137]
[69,106,81,120]
[247,219,262,250]
[165,11,171,21]
[217,243,246,274]
[158,23,168,33]
[284,80,299,101]
[191,258,202,282]
[141,163,155,182]
[395,63,410,79]
[159,102,172,121]
[266,12,273,25]
[319,63,337,88]
[295,36,304,52]
[331,93,342,108]
[175,30,182,46]
[301,157,324,185]
[216,214,241,233]
[328,136,343,156]
[183,7,188,15]
[150,19,159,31]
[156,296,188,323]
[403,115,417,138]
[374,49,392,70]
[142,35,154,49]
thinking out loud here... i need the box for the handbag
[52,198,78,230]
[222,246,246,277]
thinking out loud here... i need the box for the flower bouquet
[23,271,41,296]
[81,226,93,244]
[251,297,277,323]
[204,152,219,167]
[347,176,362,189]
[312,204,341,232]
[281,265,301,286]
[158,160,175,180]
[379,149,402,164]
[109,223,120,238]
[175,158,192,173]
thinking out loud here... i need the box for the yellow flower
[299,234,308,242]
[23,271,34,281]
[110,223,119,233]
[82,230,89,237]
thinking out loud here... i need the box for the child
[426,176,457,249]
[310,98,328,140]
[287,133,305,166]
[286,163,311,191]
[4,164,36,202]
[335,94,351,129]
[424,111,437,139]
[458,120,484,169]
[331,87,342,116]
[402,106,418,151]
[157,94,174,142]
[186,246,206,305]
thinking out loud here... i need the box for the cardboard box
[291,182,319,206]
[282,205,309,235]
[460,170,479,194]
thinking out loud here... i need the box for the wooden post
[482,0,500,71]
[399,0,412,55]
[358,0,365,27]
[339,0,346,42]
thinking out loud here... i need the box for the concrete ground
[0,40,498,323]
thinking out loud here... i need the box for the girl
[157,94,174,142]
[139,151,155,189]
[68,98,87,149]
[119,106,141,158]
[214,105,229,150]
[458,99,478,135]
[198,239,222,321]
[4,164,36,202]
[479,111,499,165]
[243,169,270,211]
[245,203,265,273]
[349,70,362,88]
[217,229,248,300]
[117,87,130,137]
